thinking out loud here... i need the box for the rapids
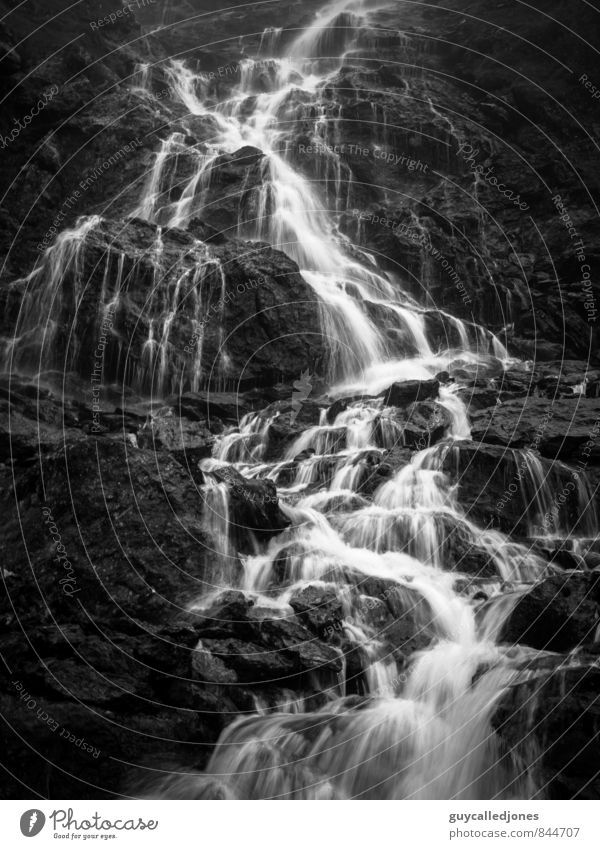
[136,0,595,799]
[3,0,596,801]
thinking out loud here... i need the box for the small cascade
[133,133,186,222]
[289,0,367,66]
[2,215,101,375]
[131,61,151,94]
[258,26,283,56]
[7,0,596,803]
[130,24,510,386]
[515,450,599,541]
[199,464,237,588]
[215,413,273,464]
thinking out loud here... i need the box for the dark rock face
[382,379,440,408]
[4,217,326,394]
[498,572,600,652]
[1,0,600,803]
[493,664,600,799]
[0,433,218,798]
[471,397,600,461]
[209,464,290,540]
[437,440,596,536]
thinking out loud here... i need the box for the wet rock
[192,590,256,631]
[1,436,212,630]
[353,575,435,655]
[188,146,266,235]
[382,379,440,408]
[8,217,326,395]
[210,464,290,539]
[470,397,600,462]
[441,518,498,578]
[192,641,239,684]
[200,621,342,681]
[289,584,345,635]
[137,408,214,466]
[498,572,600,652]
[437,441,591,536]
[400,400,452,449]
[167,390,243,424]
[493,664,600,798]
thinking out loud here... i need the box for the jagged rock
[493,664,600,798]
[497,572,600,652]
[1,437,211,629]
[470,397,600,461]
[196,637,297,680]
[209,465,290,539]
[192,642,239,684]
[437,441,592,536]
[137,408,214,466]
[382,379,440,408]
[400,400,452,448]
[289,584,345,636]
[5,217,326,395]
[166,391,237,423]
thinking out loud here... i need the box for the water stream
[4,0,596,800]
[136,0,594,799]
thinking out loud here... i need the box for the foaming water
[136,0,593,799]
[6,0,590,802]
[128,0,507,386]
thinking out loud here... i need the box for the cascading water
[126,0,507,386]
[4,0,597,801]
[137,0,598,800]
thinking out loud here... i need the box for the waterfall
[124,7,508,386]
[4,0,595,802]
[2,215,101,376]
[136,0,598,799]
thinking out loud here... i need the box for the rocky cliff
[1,0,599,800]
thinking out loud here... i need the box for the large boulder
[208,464,290,540]
[7,217,327,395]
[471,397,600,462]
[497,572,600,652]
[493,664,600,798]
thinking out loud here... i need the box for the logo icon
[20,810,45,837]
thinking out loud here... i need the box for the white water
[135,0,598,801]
[3,0,596,801]
[131,0,508,385]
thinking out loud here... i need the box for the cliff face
[1,0,600,800]
[2,0,599,354]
